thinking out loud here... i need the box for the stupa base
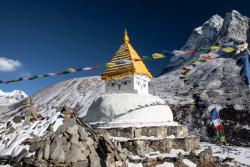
[91,123,200,154]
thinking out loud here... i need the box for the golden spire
[101,30,152,81]
[123,29,129,43]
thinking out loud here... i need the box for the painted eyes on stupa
[122,79,131,85]
[121,77,131,85]
[108,80,117,87]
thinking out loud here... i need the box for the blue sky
[0,0,250,95]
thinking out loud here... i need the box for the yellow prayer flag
[210,46,220,51]
[68,68,76,73]
[152,53,166,59]
[221,47,235,53]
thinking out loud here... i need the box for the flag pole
[217,108,230,159]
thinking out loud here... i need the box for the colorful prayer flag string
[0,44,246,85]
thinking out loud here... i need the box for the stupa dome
[85,93,175,127]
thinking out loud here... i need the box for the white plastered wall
[133,74,150,94]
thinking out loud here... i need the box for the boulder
[78,127,88,141]
[11,148,28,163]
[6,127,16,134]
[29,141,40,152]
[23,157,35,166]
[71,160,89,167]
[66,124,79,135]
[49,135,65,163]
[65,144,87,163]
[36,147,43,161]
[89,154,101,167]
[13,115,23,123]
[43,138,50,160]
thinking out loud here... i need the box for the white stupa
[85,30,175,127]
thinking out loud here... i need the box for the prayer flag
[152,53,166,59]
[173,50,186,56]
[196,47,208,51]
[68,68,77,73]
[141,56,150,60]
[183,50,195,55]
[210,46,220,51]
[221,47,235,53]
[211,108,226,143]
[192,59,206,65]
[215,50,226,56]
[182,66,193,71]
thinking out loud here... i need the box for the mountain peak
[217,10,249,43]
[183,14,223,50]
[0,89,27,106]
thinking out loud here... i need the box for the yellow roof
[101,30,153,80]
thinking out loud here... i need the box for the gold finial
[123,29,129,43]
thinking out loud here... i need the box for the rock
[71,160,89,167]
[65,124,81,145]
[65,144,87,163]
[86,137,95,146]
[23,137,38,145]
[49,135,65,163]
[184,14,224,49]
[78,127,88,141]
[76,142,88,153]
[11,148,28,163]
[66,124,79,135]
[63,131,70,139]
[119,152,127,161]
[6,121,12,129]
[61,118,78,131]
[23,157,35,165]
[89,154,101,167]
[218,10,249,43]
[0,155,10,164]
[43,137,50,160]
[12,115,22,123]
[198,147,214,163]
[6,127,16,134]
[36,147,43,161]
[61,137,71,153]
[135,149,145,158]
[22,118,31,126]
[88,145,98,156]
[29,141,40,152]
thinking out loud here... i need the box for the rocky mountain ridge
[160,10,250,75]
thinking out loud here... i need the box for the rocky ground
[151,57,250,147]
[0,106,225,167]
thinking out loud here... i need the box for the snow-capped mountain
[160,10,250,75]
[0,89,27,106]
[0,10,249,148]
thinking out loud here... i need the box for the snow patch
[127,162,143,167]
[156,162,174,167]
[200,142,250,166]
[182,159,197,167]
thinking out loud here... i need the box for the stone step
[111,136,200,154]
[94,125,189,138]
